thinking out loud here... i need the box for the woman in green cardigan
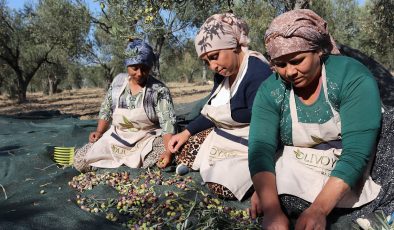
[248,9,393,229]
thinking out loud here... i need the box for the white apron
[275,65,381,208]
[192,52,265,201]
[85,79,161,168]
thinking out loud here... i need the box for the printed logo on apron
[208,146,245,166]
[275,64,380,208]
[292,147,340,176]
[110,141,143,156]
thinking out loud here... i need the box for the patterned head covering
[124,39,155,68]
[194,13,250,57]
[265,9,340,60]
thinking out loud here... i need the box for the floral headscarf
[265,9,340,60]
[194,13,250,57]
[124,39,155,68]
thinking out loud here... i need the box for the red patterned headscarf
[265,9,340,60]
[194,13,250,57]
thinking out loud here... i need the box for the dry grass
[0,82,212,120]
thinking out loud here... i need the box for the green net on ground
[0,115,123,229]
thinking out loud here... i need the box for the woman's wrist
[96,119,110,134]
[261,200,283,215]
[309,203,329,216]
[310,177,350,216]
[182,129,192,139]
[95,130,104,134]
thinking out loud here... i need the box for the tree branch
[90,16,112,34]
[0,11,14,32]
[0,40,20,74]
[26,45,56,82]
[0,55,17,72]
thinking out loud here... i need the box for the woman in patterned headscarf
[73,39,177,171]
[166,13,272,200]
[248,9,394,229]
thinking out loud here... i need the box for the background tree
[160,40,203,82]
[267,0,309,13]
[0,0,90,103]
[310,0,360,49]
[38,62,67,95]
[83,25,123,88]
[0,60,17,96]
[234,0,276,54]
[357,0,394,70]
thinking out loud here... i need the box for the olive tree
[0,0,90,102]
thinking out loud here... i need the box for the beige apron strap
[229,52,249,96]
[320,65,337,116]
[137,84,147,108]
[115,79,129,109]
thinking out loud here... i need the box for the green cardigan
[248,55,381,188]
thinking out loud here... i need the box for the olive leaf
[293,149,303,159]
[123,116,134,125]
[119,122,134,129]
[371,210,391,229]
[311,135,325,144]
[119,116,139,131]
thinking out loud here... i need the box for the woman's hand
[168,130,191,153]
[295,205,326,230]
[157,151,173,168]
[89,119,109,143]
[89,131,103,143]
[249,191,263,219]
[157,133,174,168]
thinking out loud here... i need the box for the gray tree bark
[48,74,61,95]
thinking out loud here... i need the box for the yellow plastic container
[53,147,75,166]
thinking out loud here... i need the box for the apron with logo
[85,79,161,168]
[192,52,266,201]
[275,65,381,208]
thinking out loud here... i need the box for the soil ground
[0,82,213,120]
